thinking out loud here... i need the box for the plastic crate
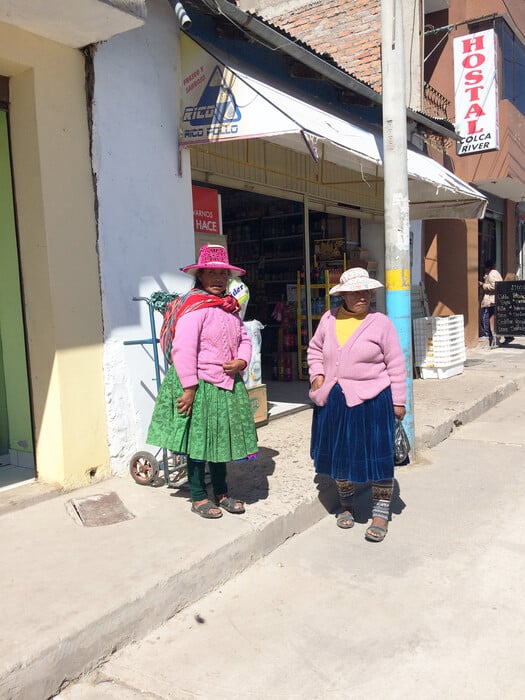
[419,364,464,380]
[413,315,466,371]
[413,314,464,333]
[414,343,466,367]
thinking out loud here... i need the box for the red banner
[192,185,221,235]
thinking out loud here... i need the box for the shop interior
[199,184,376,414]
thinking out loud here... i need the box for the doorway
[0,108,35,490]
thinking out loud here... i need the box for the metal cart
[124,292,188,488]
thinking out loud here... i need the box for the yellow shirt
[335,305,367,346]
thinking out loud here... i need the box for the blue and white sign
[180,34,298,145]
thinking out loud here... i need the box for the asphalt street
[55,387,525,700]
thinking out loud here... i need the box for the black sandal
[216,496,245,514]
[191,500,223,519]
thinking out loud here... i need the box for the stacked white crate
[413,315,466,379]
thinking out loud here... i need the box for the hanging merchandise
[271,300,284,323]
[243,319,264,387]
[228,277,250,321]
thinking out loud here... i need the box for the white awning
[180,36,487,220]
[231,69,488,220]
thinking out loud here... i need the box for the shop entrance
[202,183,363,415]
[0,108,35,490]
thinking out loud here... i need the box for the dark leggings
[187,458,228,502]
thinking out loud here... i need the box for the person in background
[147,245,258,519]
[479,259,506,347]
[307,268,407,543]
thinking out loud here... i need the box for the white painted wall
[92,0,194,474]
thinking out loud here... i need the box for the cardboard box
[247,384,268,427]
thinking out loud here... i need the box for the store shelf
[264,234,304,242]
[296,269,338,380]
[265,279,297,284]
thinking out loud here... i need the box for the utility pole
[381,0,415,450]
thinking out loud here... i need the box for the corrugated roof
[246,10,380,94]
[250,0,382,93]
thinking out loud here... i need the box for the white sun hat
[329,267,384,295]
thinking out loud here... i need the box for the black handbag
[394,418,410,465]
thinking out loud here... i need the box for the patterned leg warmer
[335,480,356,510]
[371,479,393,521]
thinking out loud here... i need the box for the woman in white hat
[307,267,407,541]
[147,245,258,519]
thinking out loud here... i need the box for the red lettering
[465,86,484,101]
[466,120,483,135]
[462,53,485,69]
[464,104,485,119]
[462,35,485,53]
[464,69,484,85]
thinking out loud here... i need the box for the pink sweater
[307,309,406,408]
[171,307,252,390]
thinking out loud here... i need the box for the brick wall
[251,0,382,91]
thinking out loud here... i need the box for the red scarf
[172,289,240,330]
[160,288,241,364]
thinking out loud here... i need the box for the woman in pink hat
[147,245,258,519]
[307,267,407,542]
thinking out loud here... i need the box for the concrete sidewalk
[1,343,524,700]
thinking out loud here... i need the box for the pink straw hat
[329,267,383,295]
[181,244,246,277]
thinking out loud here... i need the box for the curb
[414,377,522,453]
[3,488,338,700]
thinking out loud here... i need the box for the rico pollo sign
[453,29,499,156]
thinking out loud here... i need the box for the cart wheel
[129,451,159,485]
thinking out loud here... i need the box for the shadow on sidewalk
[167,445,279,506]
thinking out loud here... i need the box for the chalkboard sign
[495,280,525,335]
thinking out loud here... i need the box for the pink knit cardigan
[307,309,407,408]
[172,306,252,390]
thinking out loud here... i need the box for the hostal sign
[453,29,499,156]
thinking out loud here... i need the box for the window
[497,19,525,115]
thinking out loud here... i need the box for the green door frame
[0,108,34,465]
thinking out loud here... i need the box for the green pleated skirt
[147,366,258,463]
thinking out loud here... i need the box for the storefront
[182,34,487,391]
[191,183,365,386]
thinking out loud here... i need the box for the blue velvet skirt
[311,384,395,483]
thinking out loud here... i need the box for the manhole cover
[66,492,135,527]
